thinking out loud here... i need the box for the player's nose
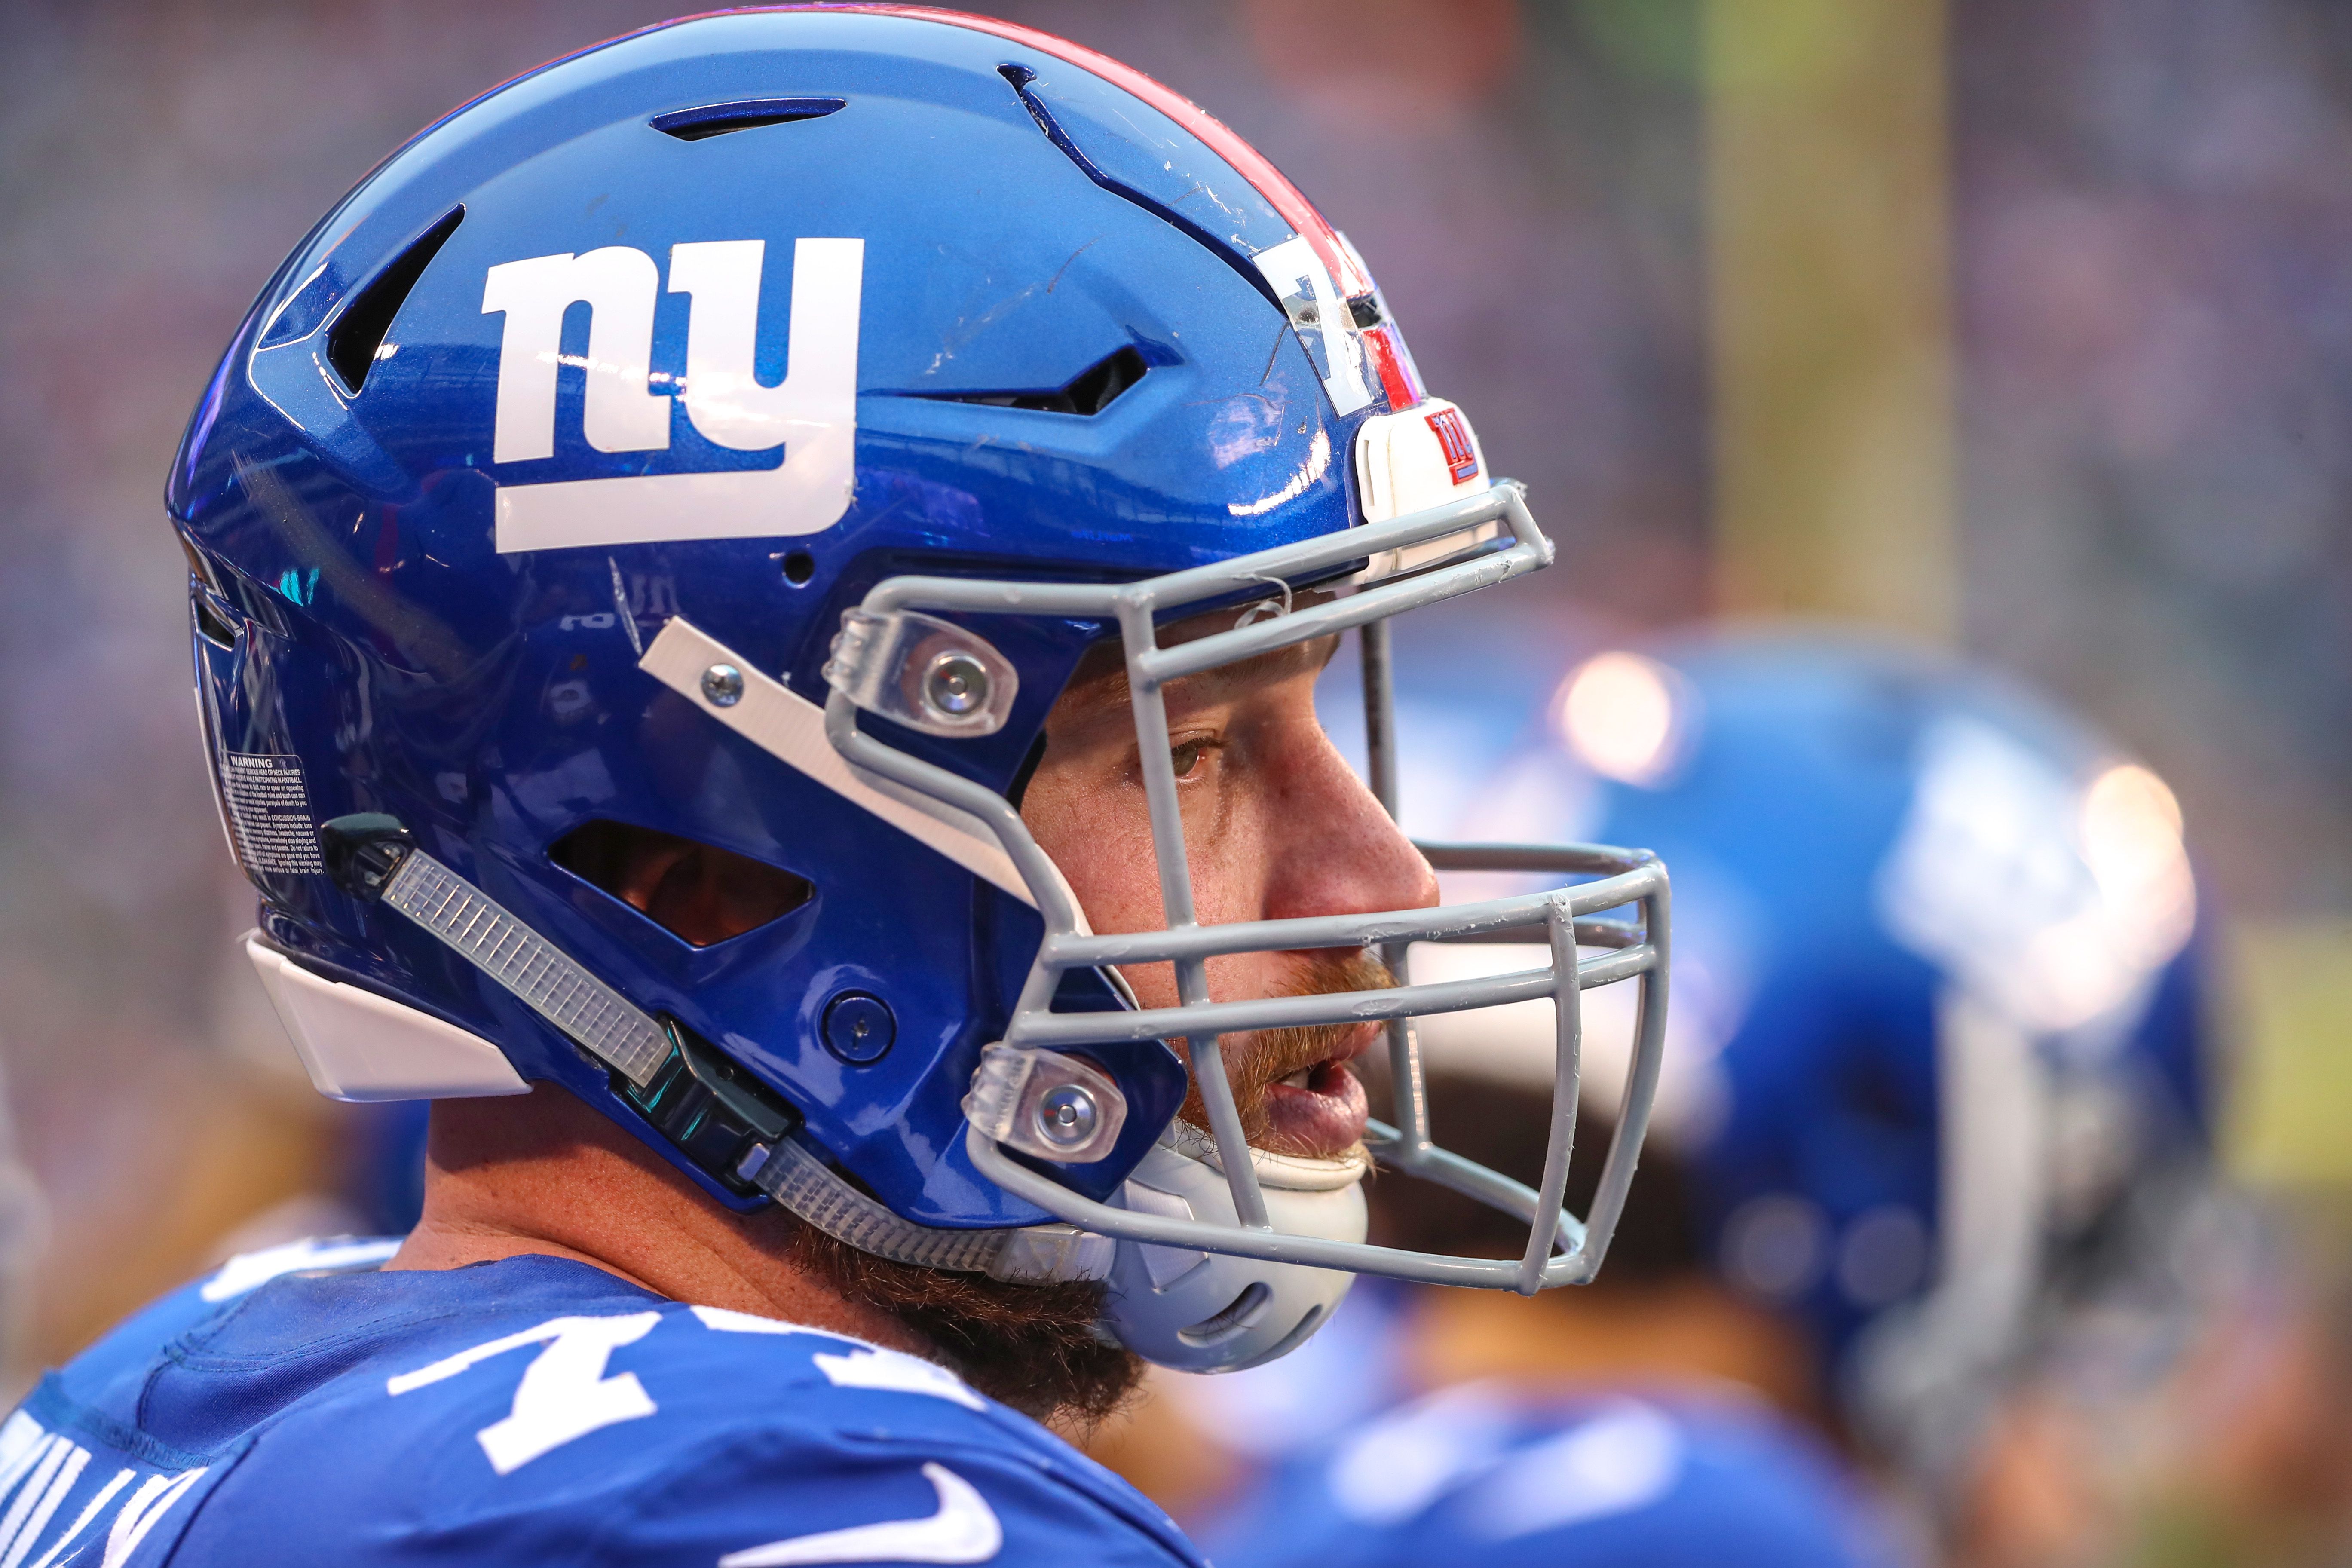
[1262,723,1438,925]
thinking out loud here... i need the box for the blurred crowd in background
[3,1,2352,1564]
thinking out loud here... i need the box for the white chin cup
[1103,1127,1368,1372]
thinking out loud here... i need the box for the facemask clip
[965,1044,1128,1165]
[825,608,1019,738]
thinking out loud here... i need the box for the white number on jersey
[386,1312,661,1474]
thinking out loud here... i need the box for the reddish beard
[1174,948,1392,1153]
[785,1226,1138,1427]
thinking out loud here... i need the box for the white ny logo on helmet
[481,238,864,554]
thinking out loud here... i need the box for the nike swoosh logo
[717,1463,1003,1566]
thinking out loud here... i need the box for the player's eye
[1170,737,1216,779]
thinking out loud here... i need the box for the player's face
[1020,618,1437,1160]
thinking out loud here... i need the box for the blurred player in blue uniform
[0,9,1687,1565]
[1199,1078,1903,1568]
[1170,625,2218,1568]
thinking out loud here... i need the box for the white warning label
[223,752,325,875]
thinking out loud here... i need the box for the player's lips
[1257,1020,1376,1157]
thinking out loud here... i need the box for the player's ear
[551,820,810,948]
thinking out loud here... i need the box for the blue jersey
[0,1237,1201,1566]
[1200,1383,1903,1568]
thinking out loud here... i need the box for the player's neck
[389,1086,928,1358]
[1403,1276,1823,1421]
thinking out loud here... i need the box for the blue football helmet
[170,6,1669,1372]
[1397,628,2207,1470]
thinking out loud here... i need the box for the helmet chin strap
[308,815,1114,1286]
[749,1135,1111,1285]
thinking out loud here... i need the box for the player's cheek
[1170,748,1243,864]
[1198,763,1285,931]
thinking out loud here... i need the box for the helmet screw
[701,663,745,707]
[922,651,990,719]
[821,991,896,1065]
[1035,1084,1100,1152]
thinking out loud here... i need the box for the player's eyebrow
[1050,618,1339,734]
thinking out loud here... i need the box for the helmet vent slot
[651,98,846,141]
[995,64,1284,312]
[550,819,812,948]
[191,585,237,651]
[325,204,465,394]
[921,345,1148,416]
[1176,1280,1273,1348]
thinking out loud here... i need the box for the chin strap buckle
[620,1020,803,1197]
[987,1224,1114,1284]
[318,812,414,900]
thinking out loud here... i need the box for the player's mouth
[1175,950,1394,1161]
[1256,1020,1376,1158]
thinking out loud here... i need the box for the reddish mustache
[1175,949,1393,1142]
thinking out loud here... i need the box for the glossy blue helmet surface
[168,7,1416,1229]
[1398,628,2208,1398]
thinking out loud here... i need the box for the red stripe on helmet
[1363,324,1422,412]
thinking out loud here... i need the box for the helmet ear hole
[550,820,812,947]
[918,345,1148,416]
